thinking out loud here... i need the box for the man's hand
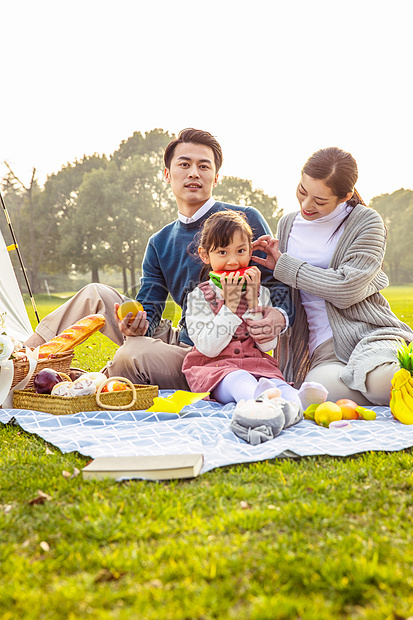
[245,306,286,344]
[114,303,149,337]
[251,235,281,271]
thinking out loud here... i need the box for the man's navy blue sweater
[137,201,294,345]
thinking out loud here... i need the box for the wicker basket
[13,383,158,414]
[11,350,75,390]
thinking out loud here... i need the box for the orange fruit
[117,300,144,321]
[335,398,359,420]
[101,380,130,392]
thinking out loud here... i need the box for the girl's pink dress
[182,281,284,394]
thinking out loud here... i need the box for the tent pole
[0,190,40,324]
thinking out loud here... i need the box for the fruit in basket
[117,301,144,322]
[75,371,107,389]
[101,380,130,392]
[69,378,96,396]
[33,368,63,394]
[67,368,86,382]
[51,381,73,397]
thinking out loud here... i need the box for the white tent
[0,229,33,342]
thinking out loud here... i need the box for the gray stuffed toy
[230,394,303,446]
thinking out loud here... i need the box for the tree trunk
[122,267,128,294]
[91,267,99,282]
[129,255,137,298]
[28,169,38,292]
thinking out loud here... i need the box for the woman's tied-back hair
[302,147,366,207]
[164,128,223,173]
[196,210,253,281]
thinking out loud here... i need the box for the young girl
[252,147,413,406]
[181,210,304,406]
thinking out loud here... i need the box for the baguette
[38,314,106,358]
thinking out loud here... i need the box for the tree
[213,176,282,231]
[371,189,413,284]
[112,128,175,165]
[58,131,177,291]
[0,129,284,293]
[40,155,109,279]
[1,165,57,293]
[0,170,28,292]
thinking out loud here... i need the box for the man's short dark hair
[164,128,223,173]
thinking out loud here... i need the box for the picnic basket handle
[95,376,137,410]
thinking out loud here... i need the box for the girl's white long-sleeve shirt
[185,281,278,358]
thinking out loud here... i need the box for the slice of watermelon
[209,267,250,289]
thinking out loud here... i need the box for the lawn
[1,288,413,619]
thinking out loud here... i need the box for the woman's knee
[305,363,371,405]
[363,362,397,406]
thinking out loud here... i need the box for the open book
[82,454,204,481]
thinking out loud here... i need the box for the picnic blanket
[1,391,413,475]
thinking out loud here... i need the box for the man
[25,128,294,389]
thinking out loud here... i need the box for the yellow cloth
[146,390,210,414]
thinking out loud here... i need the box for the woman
[252,147,413,406]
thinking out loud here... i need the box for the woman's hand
[251,235,281,271]
[221,271,245,314]
[114,303,149,337]
[243,266,261,310]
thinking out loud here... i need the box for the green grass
[1,287,413,619]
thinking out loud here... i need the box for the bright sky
[1,0,412,215]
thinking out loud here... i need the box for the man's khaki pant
[33,283,191,390]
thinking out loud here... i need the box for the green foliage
[1,289,413,617]
[371,188,413,284]
[1,129,287,295]
[396,341,413,374]
[214,176,282,232]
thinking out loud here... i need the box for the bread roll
[38,314,105,358]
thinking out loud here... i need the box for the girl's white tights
[211,370,301,406]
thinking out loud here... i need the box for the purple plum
[33,368,63,394]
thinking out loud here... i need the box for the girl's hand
[221,271,245,314]
[243,266,261,310]
[251,235,281,271]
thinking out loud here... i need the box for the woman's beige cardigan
[274,204,413,390]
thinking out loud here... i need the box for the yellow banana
[403,378,413,400]
[390,387,413,425]
[391,368,411,390]
[399,382,413,412]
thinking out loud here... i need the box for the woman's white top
[286,202,350,357]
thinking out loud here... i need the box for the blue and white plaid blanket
[1,391,412,474]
